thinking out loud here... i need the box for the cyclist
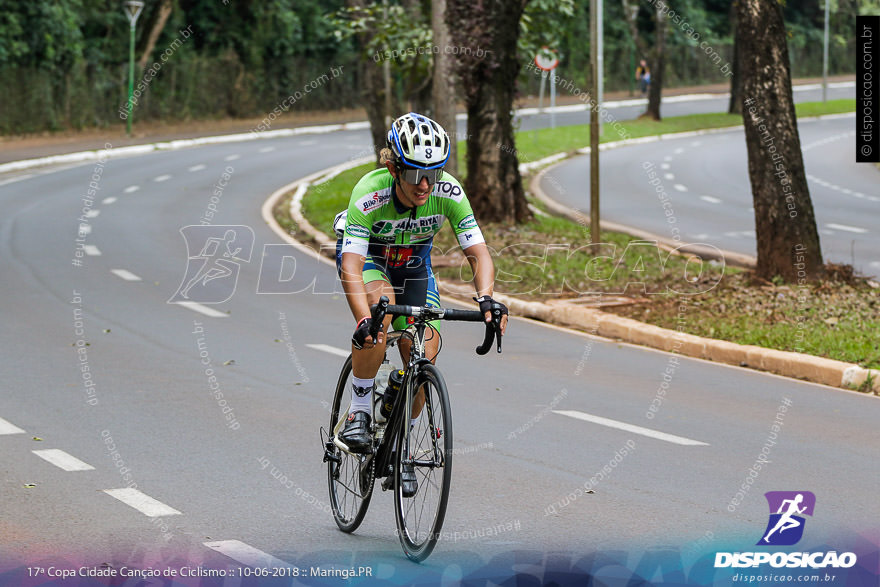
[334,113,508,493]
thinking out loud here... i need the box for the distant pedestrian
[636,59,651,95]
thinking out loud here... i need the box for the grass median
[293,98,879,381]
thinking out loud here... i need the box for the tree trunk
[431,0,458,176]
[446,0,532,224]
[137,0,173,72]
[622,0,665,120]
[737,0,823,281]
[347,0,391,166]
[728,1,742,114]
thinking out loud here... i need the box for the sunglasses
[397,165,444,185]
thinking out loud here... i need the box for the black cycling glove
[352,317,374,350]
[474,296,509,321]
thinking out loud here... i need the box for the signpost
[535,47,559,129]
[124,1,144,136]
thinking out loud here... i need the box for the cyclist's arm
[340,252,371,323]
[463,242,508,336]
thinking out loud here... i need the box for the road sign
[534,47,559,71]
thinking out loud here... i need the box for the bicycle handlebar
[369,296,502,355]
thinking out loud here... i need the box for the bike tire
[327,355,373,533]
[393,364,452,562]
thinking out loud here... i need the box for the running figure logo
[169,225,254,304]
[757,491,816,546]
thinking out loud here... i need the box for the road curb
[265,158,878,396]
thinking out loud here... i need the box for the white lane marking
[188,164,207,172]
[102,197,117,204]
[660,163,670,170]
[85,209,100,218]
[204,540,294,569]
[103,488,182,517]
[553,410,709,446]
[663,155,673,162]
[700,195,722,204]
[690,140,702,147]
[111,269,142,281]
[154,174,172,182]
[224,154,240,161]
[0,417,25,435]
[691,233,710,240]
[79,224,92,235]
[871,262,880,268]
[306,343,350,358]
[33,449,95,471]
[124,185,140,193]
[826,223,868,234]
[83,245,101,256]
[258,147,275,153]
[673,148,684,154]
[664,173,675,180]
[674,184,688,192]
[173,301,229,318]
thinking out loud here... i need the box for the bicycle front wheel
[327,355,373,533]
[394,364,452,562]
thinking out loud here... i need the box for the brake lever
[369,295,389,343]
[493,308,503,354]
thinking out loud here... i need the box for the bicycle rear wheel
[327,355,373,532]
[394,364,452,562]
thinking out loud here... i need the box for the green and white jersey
[337,168,484,268]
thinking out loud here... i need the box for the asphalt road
[0,90,877,585]
[538,90,879,275]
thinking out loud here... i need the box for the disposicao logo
[758,491,815,546]
[714,491,857,569]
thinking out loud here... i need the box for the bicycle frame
[372,322,436,484]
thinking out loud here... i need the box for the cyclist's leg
[394,266,441,419]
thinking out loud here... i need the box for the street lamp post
[822,0,829,103]
[124,1,144,136]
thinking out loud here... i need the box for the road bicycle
[321,295,503,562]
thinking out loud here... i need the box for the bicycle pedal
[381,470,394,492]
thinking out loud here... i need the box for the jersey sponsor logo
[457,214,477,230]
[433,181,464,202]
[345,224,370,239]
[357,190,391,212]
[371,215,444,238]
[385,246,414,268]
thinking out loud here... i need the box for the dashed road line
[79,224,92,235]
[154,174,172,182]
[674,184,688,192]
[553,410,709,446]
[188,164,207,172]
[103,488,182,517]
[660,163,671,170]
[111,269,142,281]
[306,343,350,358]
[84,209,100,218]
[102,197,117,204]
[33,449,95,471]
[124,185,140,193]
[258,147,275,153]
[173,301,229,318]
[673,148,684,155]
[826,223,868,234]
[700,196,722,204]
[664,173,675,180]
[204,540,294,569]
[83,245,101,256]
[0,417,25,435]
[224,154,240,161]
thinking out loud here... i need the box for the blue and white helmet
[387,112,450,169]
